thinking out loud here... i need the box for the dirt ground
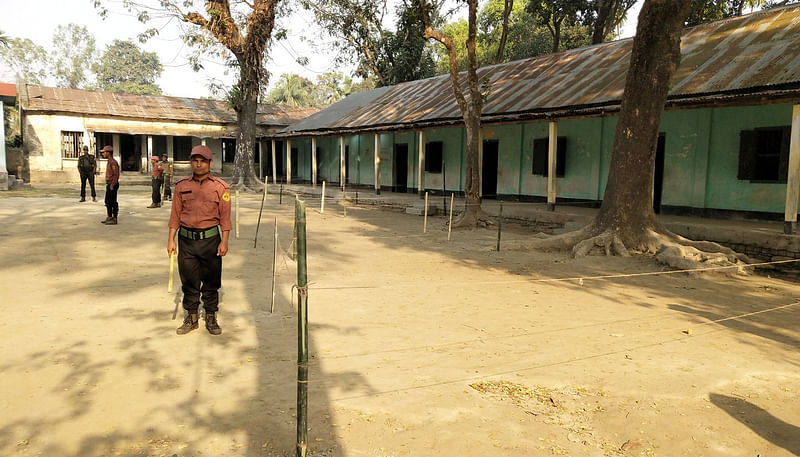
[1,186,799,457]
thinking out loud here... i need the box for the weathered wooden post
[496,203,503,251]
[254,182,267,248]
[321,181,326,213]
[295,198,309,457]
[547,121,558,211]
[270,217,277,313]
[423,191,429,233]
[784,104,800,234]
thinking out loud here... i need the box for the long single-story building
[271,5,800,231]
[16,83,317,183]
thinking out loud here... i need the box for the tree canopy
[94,40,163,94]
[51,24,98,89]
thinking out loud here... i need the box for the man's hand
[167,238,177,256]
[217,239,229,257]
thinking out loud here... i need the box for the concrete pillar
[374,133,381,195]
[0,101,7,190]
[311,137,317,188]
[547,121,558,211]
[147,136,153,172]
[271,139,277,183]
[417,130,425,198]
[784,104,800,234]
[287,139,292,184]
[340,136,346,190]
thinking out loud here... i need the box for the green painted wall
[289,102,796,215]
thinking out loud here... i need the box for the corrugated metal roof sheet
[282,4,800,135]
[19,84,318,126]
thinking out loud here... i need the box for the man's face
[191,156,211,176]
[102,150,108,159]
[83,148,89,155]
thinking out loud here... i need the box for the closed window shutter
[779,126,791,184]
[532,138,548,175]
[738,130,757,180]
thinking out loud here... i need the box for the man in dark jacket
[77,145,97,202]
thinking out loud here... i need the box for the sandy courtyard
[1,187,799,457]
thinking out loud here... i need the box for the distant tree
[525,0,593,53]
[685,0,766,26]
[51,24,98,89]
[94,40,163,94]
[0,38,49,85]
[311,71,347,106]
[589,0,637,44]
[264,73,315,106]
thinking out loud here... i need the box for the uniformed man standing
[100,145,120,225]
[77,145,97,202]
[148,155,164,208]
[167,145,231,335]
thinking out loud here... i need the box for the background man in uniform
[100,145,120,225]
[148,155,164,208]
[167,145,231,336]
[161,154,173,201]
[77,145,97,202]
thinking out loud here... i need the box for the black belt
[179,226,219,240]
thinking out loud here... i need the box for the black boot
[205,313,222,335]
[176,313,199,335]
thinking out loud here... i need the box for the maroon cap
[100,145,113,153]
[190,145,212,160]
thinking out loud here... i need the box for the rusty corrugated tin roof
[18,84,318,126]
[283,4,800,136]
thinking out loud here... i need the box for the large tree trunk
[592,0,612,44]
[590,0,692,247]
[233,81,259,188]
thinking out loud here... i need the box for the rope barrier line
[310,258,800,291]
[312,300,800,402]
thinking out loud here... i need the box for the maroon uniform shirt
[151,162,164,178]
[168,175,232,231]
[105,156,119,186]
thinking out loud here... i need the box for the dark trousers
[104,182,119,218]
[178,233,222,314]
[80,172,96,198]
[151,177,163,204]
[163,179,172,200]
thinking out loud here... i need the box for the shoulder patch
[222,191,230,202]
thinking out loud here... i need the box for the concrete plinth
[0,172,7,191]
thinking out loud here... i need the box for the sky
[1,0,642,100]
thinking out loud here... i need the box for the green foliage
[264,73,315,107]
[525,0,592,52]
[94,40,163,94]
[685,0,768,26]
[51,24,98,89]
[0,37,49,85]
[373,0,438,85]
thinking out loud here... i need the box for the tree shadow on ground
[709,393,800,456]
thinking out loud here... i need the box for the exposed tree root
[451,206,495,228]
[526,225,753,275]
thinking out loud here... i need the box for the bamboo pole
[295,198,309,457]
[270,217,277,313]
[168,252,175,292]
[321,181,326,213]
[448,193,454,241]
[254,182,267,248]
[235,190,240,240]
[423,191,429,234]
[496,203,503,251]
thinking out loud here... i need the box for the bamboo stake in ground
[295,198,309,457]
[423,191,429,233]
[321,181,326,213]
[254,182,267,248]
[448,193,454,241]
[270,217,277,313]
[496,203,504,251]
[235,190,240,240]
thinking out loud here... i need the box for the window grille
[61,131,83,158]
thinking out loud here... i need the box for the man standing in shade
[100,145,120,225]
[167,145,231,335]
[77,145,97,202]
[148,155,163,208]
